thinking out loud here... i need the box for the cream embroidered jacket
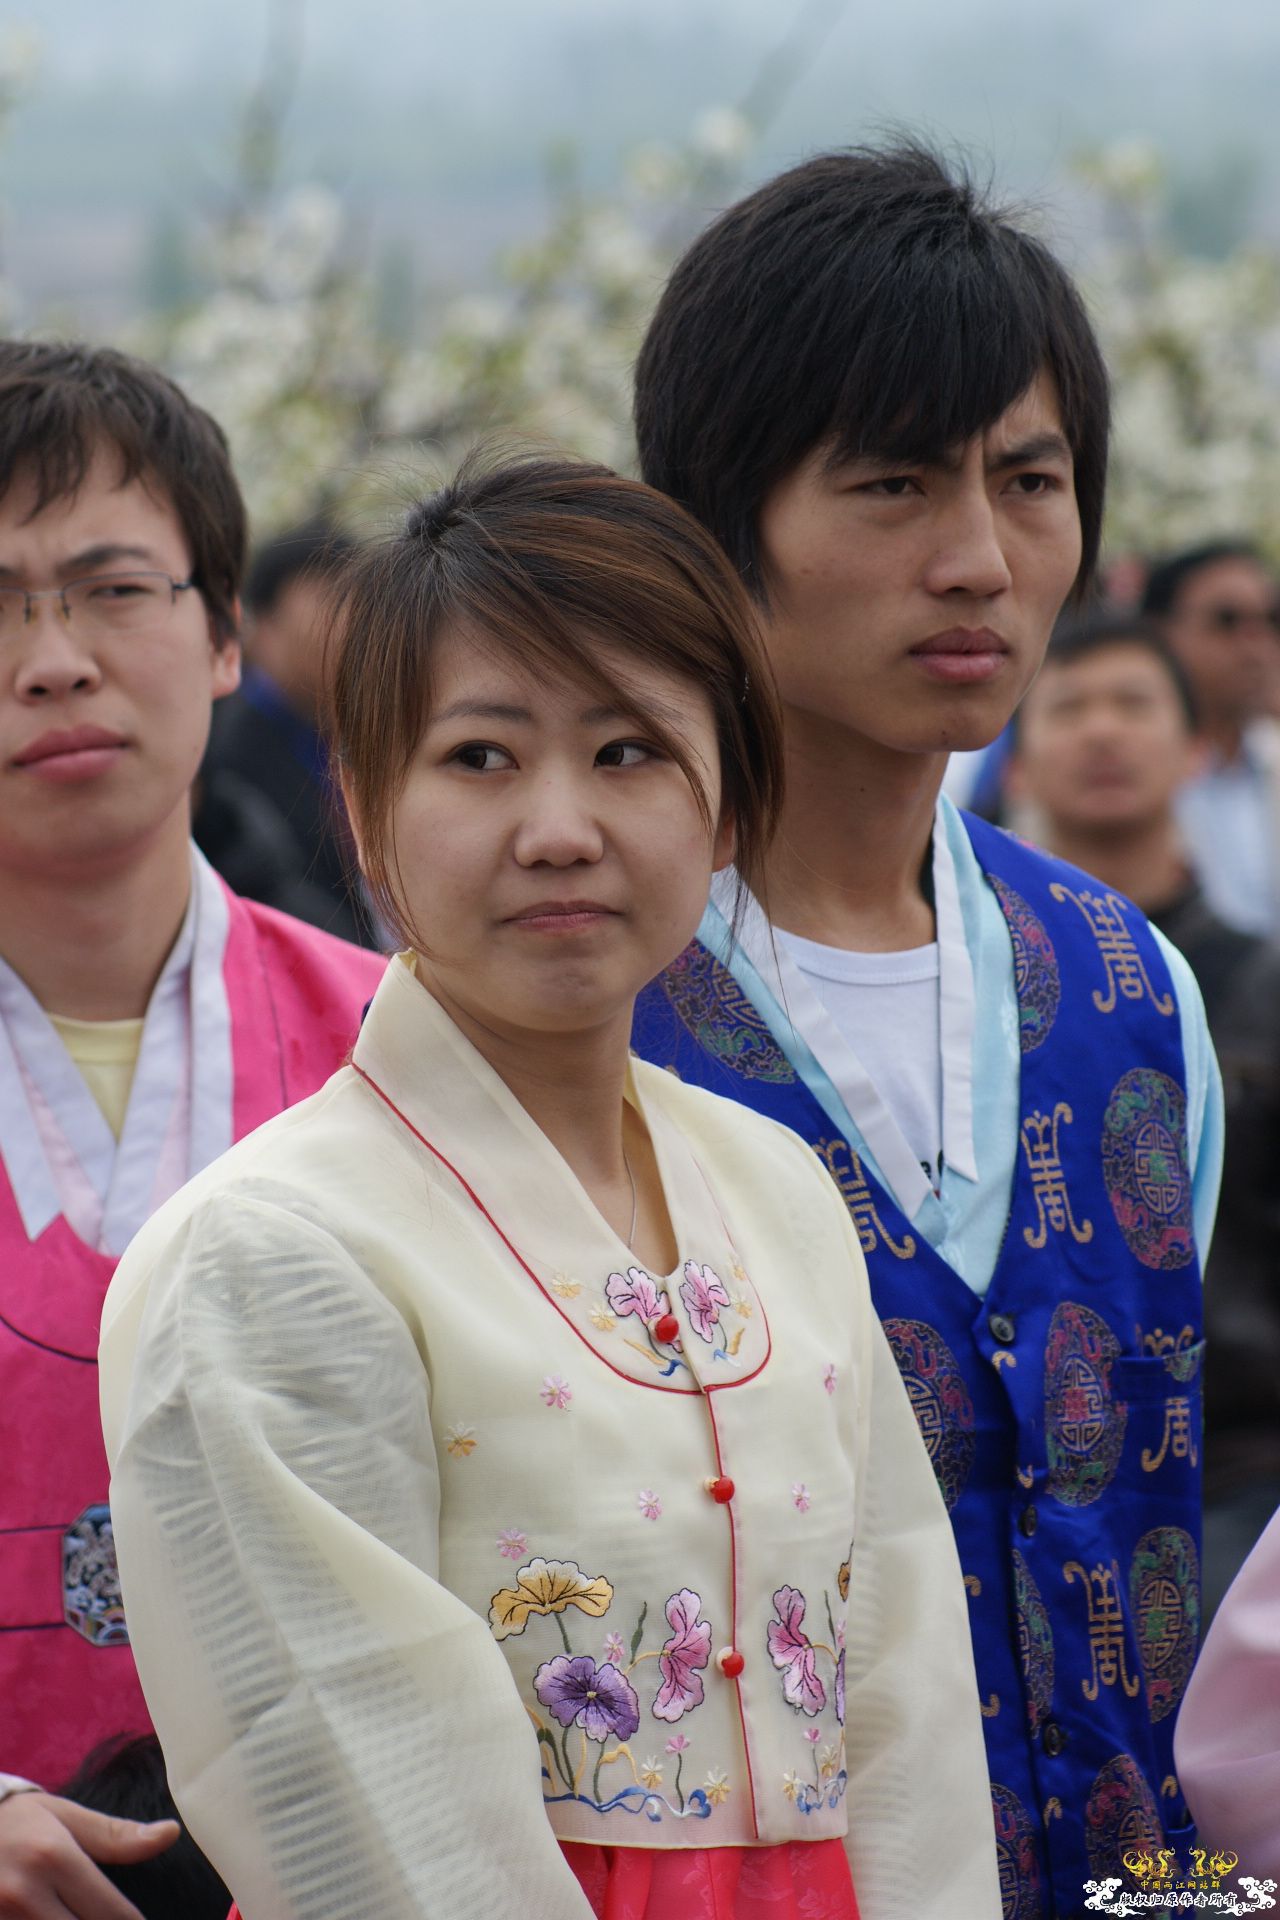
[100,957,1000,1920]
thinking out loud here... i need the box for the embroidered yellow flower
[820,1744,840,1778]
[590,1304,617,1331]
[704,1768,731,1806]
[550,1272,582,1299]
[782,1770,801,1802]
[444,1424,476,1458]
[732,1297,753,1319]
[639,1758,664,1789]
[489,1558,614,1640]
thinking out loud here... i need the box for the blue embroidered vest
[633,815,1204,1920]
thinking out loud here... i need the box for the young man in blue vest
[631,145,1222,1918]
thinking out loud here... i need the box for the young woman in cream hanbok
[100,458,1001,1920]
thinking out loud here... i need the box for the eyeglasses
[0,572,197,638]
[1201,602,1280,636]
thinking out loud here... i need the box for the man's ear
[712,806,736,873]
[209,597,243,702]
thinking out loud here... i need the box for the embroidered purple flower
[680,1261,731,1343]
[638,1489,663,1521]
[835,1647,846,1724]
[496,1529,528,1561]
[767,1586,827,1717]
[534,1654,640,1742]
[791,1483,811,1512]
[605,1266,669,1324]
[823,1364,837,1395]
[603,1631,626,1665]
[653,1588,712,1722]
[540,1375,572,1410]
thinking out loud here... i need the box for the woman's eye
[596,740,653,768]
[452,743,512,772]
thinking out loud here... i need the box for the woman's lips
[506,902,620,933]
[908,629,1010,685]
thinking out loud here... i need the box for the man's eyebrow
[0,543,168,583]
[986,432,1073,474]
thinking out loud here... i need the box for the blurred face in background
[1162,554,1280,736]
[1011,642,1200,837]
[248,572,337,720]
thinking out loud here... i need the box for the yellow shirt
[48,1013,145,1140]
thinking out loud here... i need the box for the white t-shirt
[774,928,944,1191]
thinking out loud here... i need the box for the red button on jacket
[716,1647,745,1678]
[654,1313,680,1344]
[705,1476,735,1504]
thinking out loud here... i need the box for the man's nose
[922,490,1014,601]
[11,599,103,699]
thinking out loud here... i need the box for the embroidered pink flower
[767,1586,827,1717]
[664,1733,689,1754]
[541,1375,572,1410]
[804,1726,822,1745]
[496,1529,528,1561]
[679,1261,731,1343]
[603,1631,626,1665]
[638,1489,663,1521]
[791,1483,811,1512]
[823,1364,837,1395]
[653,1588,712,1722]
[605,1266,669,1323]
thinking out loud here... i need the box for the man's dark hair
[635,142,1110,601]
[245,519,358,617]
[0,340,246,642]
[1013,610,1199,736]
[59,1735,230,1920]
[1141,540,1265,618]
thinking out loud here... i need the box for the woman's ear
[712,806,736,874]
[338,765,366,870]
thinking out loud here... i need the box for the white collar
[710,799,977,1218]
[0,848,233,1251]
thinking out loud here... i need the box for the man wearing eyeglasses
[0,341,384,1919]
[1143,540,1280,937]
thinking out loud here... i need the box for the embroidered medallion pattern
[1102,1069,1195,1271]
[882,1317,976,1510]
[991,1783,1045,1920]
[1044,1303,1127,1508]
[1012,1549,1054,1733]
[661,942,797,1083]
[1129,1526,1199,1724]
[1084,1754,1163,1882]
[990,877,1061,1053]
[63,1504,128,1648]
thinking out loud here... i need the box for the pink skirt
[226,1838,859,1920]
[561,1840,860,1919]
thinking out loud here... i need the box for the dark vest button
[1041,1721,1067,1757]
[989,1312,1017,1345]
[1018,1504,1038,1538]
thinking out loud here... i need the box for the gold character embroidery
[1141,1396,1200,1472]
[1020,1106,1094,1248]
[1049,884,1176,1016]
[814,1138,916,1259]
[1063,1558,1141,1701]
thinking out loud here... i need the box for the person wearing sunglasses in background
[1142,541,1280,937]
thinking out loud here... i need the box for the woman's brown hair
[329,452,784,948]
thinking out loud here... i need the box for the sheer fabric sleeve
[838,1223,1002,1920]
[100,1193,592,1920]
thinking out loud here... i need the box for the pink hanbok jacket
[0,876,383,1787]
[1175,1506,1280,1883]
